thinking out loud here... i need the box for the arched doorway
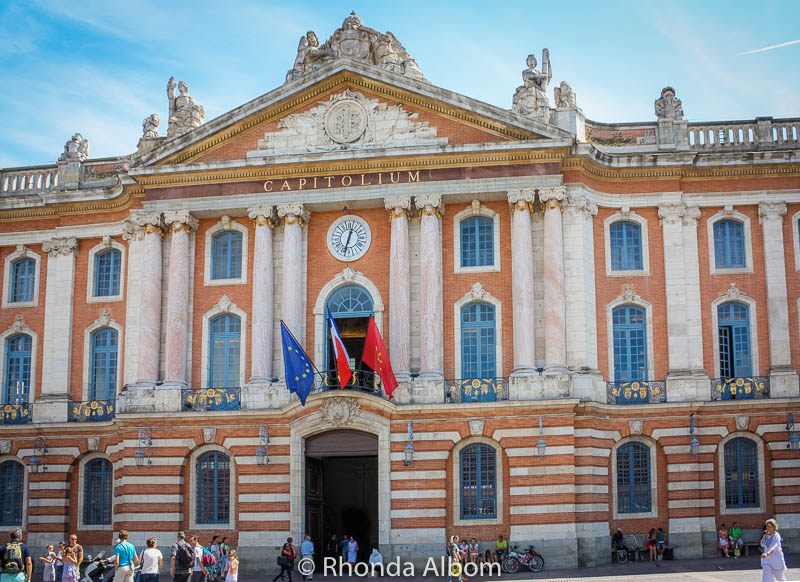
[305,430,378,565]
[325,285,376,390]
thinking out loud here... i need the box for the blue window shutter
[724,438,758,508]
[460,216,494,268]
[0,461,24,525]
[714,220,746,269]
[212,231,243,280]
[209,314,241,388]
[10,259,35,303]
[197,451,230,524]
[612,306,647,382]
[4,334,32,404]
[717,302,751,378]
[461,303,496,379]
[610,222,643,271]
[90,329,118,400]
[84,459,112,525]
[460,443,496,519]
[94,250,121,297]
[617,442,651,513]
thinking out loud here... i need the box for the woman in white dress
[761,519,788,582]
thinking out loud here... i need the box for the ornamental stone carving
[508,188,536,212]
[736,416,749,430]
[655,87,684,120]
[214,295,234,314]
[512,50,552,121]
[248,205,275,227]
[325,99,368,143]
[384,196,412,220]
[0,439,10,454]
[96,309,113,328]
[683,205,701,226]
[123,212,164,241]
[163,210,199,233]
[758,202,787,223]
[42,237,78,257]
[59,133,89,162]
[620,284,639,304]
[166,77,205,137]
[629,420,642,435]
[341,266,359,283]
[469,282,486,301]
[203,428,216,444]
[87,437,100,452]
[9,316,28,335]
[469,419,484,436]
[142,114,160,138]
[321,397,361,427]
[285,12,426,83]
[564,193,598,217]
[658,203,687,226]
[720,283,749,302]
[277,202,307,226]
[554,81,576,108]
[538,186,566,209]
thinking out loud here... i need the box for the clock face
[327,215,372,262]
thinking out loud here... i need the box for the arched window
[327,285,374,317]
[90,329,118,400]
[83,458,112,525]
[714,220,746,269]
[616,441,651,513]
[94,249,121,297]
[724,438,758,508]
[4,334,31,404]
[0,460,24,525]
[461,303,496,379]
[209,315,241,388]
[717,302,751,378]
[212,231,243,280]
[612,306,647,382]
[609,221,643,271]
[460,216,494,268]
[460,443,496,519]
[10,259,35,303]
[196,451,230,524]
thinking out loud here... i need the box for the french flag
[327,307,352,388]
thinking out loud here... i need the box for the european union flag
[281,321,314,406]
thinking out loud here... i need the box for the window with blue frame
[10,258,35,303]
[717,302,751,379]
[327,285,373,317]
[94,249,121,297]
[616,441,651,513]
[460,216,494,268]
[83,458,112,525]
[0,461,24,525]
[196,451,230,524]
[713,220,746,269]
[4,334,31,404]
[612,306,647,382]
[90,329,118,401]
[724,438,758,508]
[460,443,496,519]
[461,303,496,379]
[209,314,241,388]
[212,231,243,280]
[609,221,643,271]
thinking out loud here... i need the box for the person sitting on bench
[728,522,743,558]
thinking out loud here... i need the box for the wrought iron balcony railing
[607,380,667,404]
[445,378,509,403]
[69,399,115,422]
[1,402,31,424]
[182,387,241,411]
[711,377,769,400]
[311,369,385,397]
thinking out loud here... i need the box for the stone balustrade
[688,118,799,150]
[1,166,59,194]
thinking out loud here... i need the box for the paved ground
[246,554,800,582]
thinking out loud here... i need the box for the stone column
[385,196,412,382]
[415,194,444,380]
[278,203,307,345]
[162,210,198,387]
[508,188,537,375]
[539,186,568,375]
[135,214,165,385]
[248,205,275,383]
[36,238,79,422]
[759,202,797,396]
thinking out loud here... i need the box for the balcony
[1,402,32,424]
[311,369,386,397]
[69,399,115,422]
[607,381,666,404]
[182,387,241,411]
[711,377,769,400]
[445,378,509,403]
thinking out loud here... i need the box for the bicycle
[615,533,642,564]
[501,544,544,573]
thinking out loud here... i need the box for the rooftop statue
[285,11,427,83]
[554,81,576,108]
[142,114,160,138]
[655,86,684,120]
[166,77,206,137]
[512,50,552,122]
[59,133,89,162]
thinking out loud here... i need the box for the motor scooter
[80,552,116,582]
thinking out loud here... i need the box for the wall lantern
[689,414,700,456]
[787,413,800,452]
[256,425,270,468]
[403,421,414,466]
[29,438,47,474]
[536,416,547,459]
[134,428,152,469]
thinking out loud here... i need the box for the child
[40,544,57,582]
[61,547,79,582]
[223,549,238,582]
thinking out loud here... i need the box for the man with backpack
[0,528,32,582]
[170,532,194,582]
[189,537,207,582]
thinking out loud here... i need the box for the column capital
[248,205,276,227]
[123,212,164,240]
[564,193,598,217]
[414,194,443,218]
[538,186,566,209]
[42,237,78,257]
[277,202,307,226]
[658,203,686,226]
[683,205,701,226]
[507,188,535,213]
[384,195,413,220]
[758,201,787,224]
[163,210,199,233]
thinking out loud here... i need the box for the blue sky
[1,0,798,167]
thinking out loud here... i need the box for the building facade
[1,13,799,569]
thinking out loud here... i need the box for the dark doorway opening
[305,430,378,565]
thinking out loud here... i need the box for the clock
[327,215,372,262]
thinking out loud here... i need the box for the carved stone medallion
[203,428,216,443]
[0,439,10,454]
[321,397,360,427]
[324,100,368,143]
[736,416,748,430]
[469,420,484,436]
[87,437,100,452]
[629,420,642,435]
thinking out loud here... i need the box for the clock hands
[344,229,354,251]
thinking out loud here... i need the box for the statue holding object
[512,49,552,122]
[166,77,205,137]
